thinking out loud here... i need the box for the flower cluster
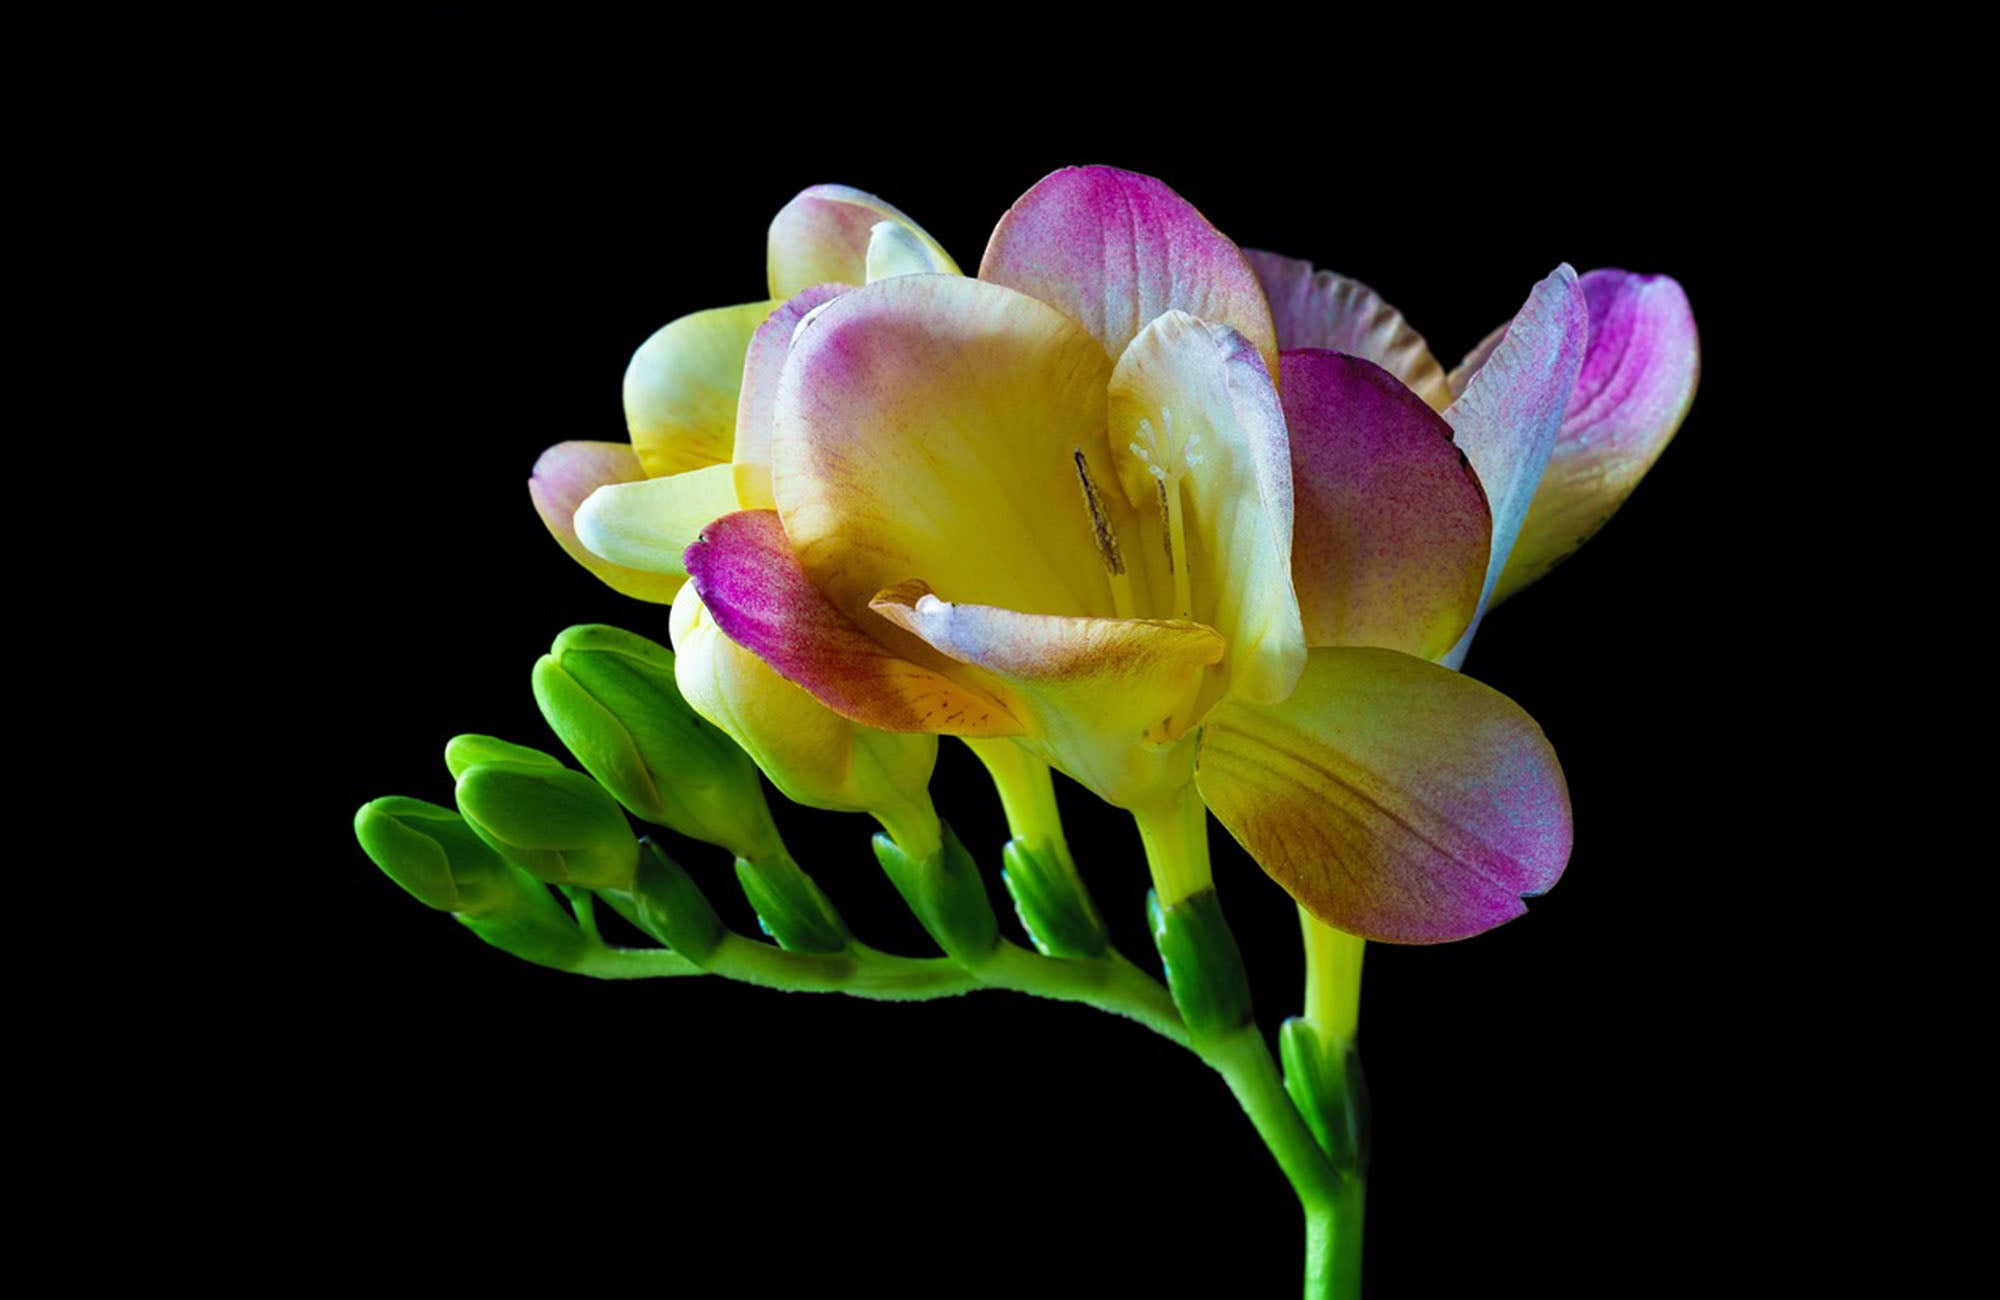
[531,167,1697,944]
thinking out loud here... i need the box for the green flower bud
[455,758,639,890]
[672,585,938,834]
[444,734,564,780]
[873,825,998,961]
[534,624,782,860]
[1000,837,1107,960]
[1148,888,1253,1037]
[632,839,726,963]
[354,796,517,915]
[356,796,590,971]
[735,852,849,954]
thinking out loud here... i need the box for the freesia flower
[1243,251,1700,665]
[528,185,956,604]
[680,167,1576,942]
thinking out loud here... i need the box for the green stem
[972,943,1188,1047]
[567,945,703,979]
[1199,1025,1337,1209]
[964,738,1075,866]
[1303,1177,1365,1300]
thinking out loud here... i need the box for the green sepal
[457,905,592,972]
[533,625,784,859]
[735,852,849,954]
[631,838,726,963]
[873,824,998,961]
[455,759,639,890]
[355,796,518,915]
[1000,837,1107,960]
[1280,1018,1370,1175]
[1147,888,1253,1037]
[444,734,564,780]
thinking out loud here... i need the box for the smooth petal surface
[1107,311,1304,710]
[872,581,1223,807]
[772,275,1118,625]
[671,583,939,815]
[1281,351,1490,659]
[686,510,1023,737]
[980,166,1279,378]
[734,282,847,467]
[1492,270,1699,603]
[1197,647,1571,944]
[767,184,957,299]
[624,300,773,478]
[1244,250,1452,410]
[528,442,685,603]
[1442,266,1589,663]
[574,462,773,578]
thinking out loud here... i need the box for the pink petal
[528,441,683,604]
[1441,266,1589,662]
[1491,270,1699,602]
[733,282,847,467]
[1243,250,1451,409]
[979,166,1278,377]
[685,510,1023,737]
[1197,647,1571,944]
[1281,351,1491,659]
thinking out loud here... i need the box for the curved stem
[972,943,1187,1047]
[1199,1025,1337,1208]
[568,945,702,979]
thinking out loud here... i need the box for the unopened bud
[534,624,783,859]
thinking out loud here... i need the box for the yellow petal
[1107,311,1305,711]
[574,462,771,577]
[771,275,1119,629]
[766,184,958,299]
[671,583,940,816]
[871,581,1223,809]
[528,441,685,603]
[623,300,772,478]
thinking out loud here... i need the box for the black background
[289,18,1803,1297]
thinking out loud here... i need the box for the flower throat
[1072,406,1198,623]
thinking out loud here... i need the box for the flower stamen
[1074,448,1136,619]
[1132,411,1196,620]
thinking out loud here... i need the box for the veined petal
[767,184,958,299]
[624,300,773,478]
[772,274,1119,625]
[686,510,1022,737]
[1243,250,1451,410]
[528,442,685,604]
[980,166,1279,378]
[574,463,773,577]
[734,282,847,467]
[1196,647,1571,944]
[1492,270,1699,603]
[872,581,1223,808]
[1441,266,1589,663]
[1107,311,1304,710]
[1281,351,1490,660]
[671,583,939,816]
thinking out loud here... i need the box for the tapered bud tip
[538,621,780,858]
[355,796,514,914]
[444,734,564,781]
[454,761,639,891]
